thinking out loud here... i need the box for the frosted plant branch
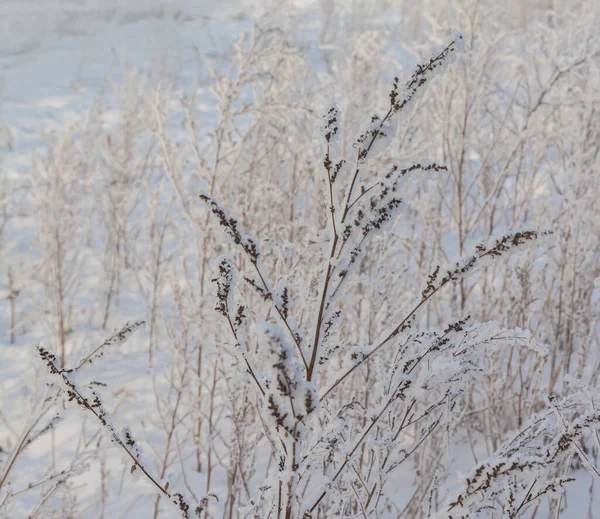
[320,230,552,401]
[74,320,146,370]
[36,343,200,518]
[308,36,464,384]
[199,193,309,371]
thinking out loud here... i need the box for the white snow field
[1,1,599,518]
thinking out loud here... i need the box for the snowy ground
[1,0,254,173]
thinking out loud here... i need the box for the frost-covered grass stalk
[33,322,211,518]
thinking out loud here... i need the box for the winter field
[0,1,599,517]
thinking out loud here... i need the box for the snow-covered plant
[7,2,600,517]
[438,385,600,518]
[194,33,597,517]
[32,321,210,519]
